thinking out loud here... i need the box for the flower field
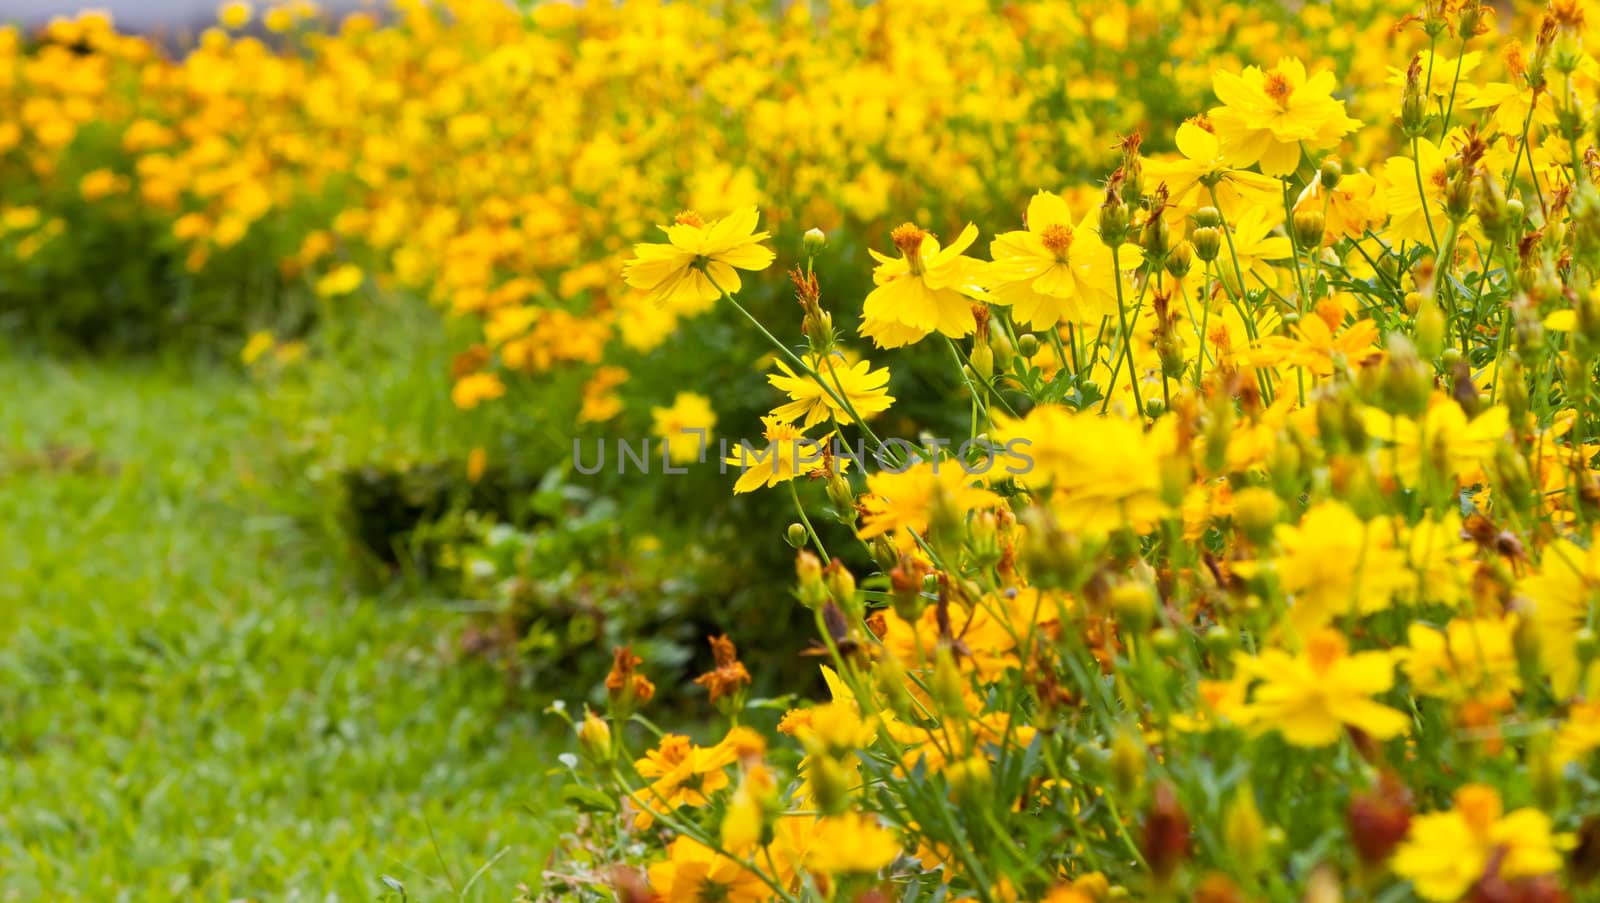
[7,0,1600,900]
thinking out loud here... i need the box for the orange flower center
[1306,631,1346,674]
[1039,222,1074,258]
[674,210,705,228]
[1264,71,1292,105]
[891,221,929,274]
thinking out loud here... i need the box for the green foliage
[0,349,569,900]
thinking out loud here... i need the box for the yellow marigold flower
[314,263,364,298]
[450,371,505,410]
[855,462,1003,543]
[768,351,894,428]
[859,221,987,349]
[1517,534,1600,699]
[647,836,767,903]
[724,416,832,494]
[623,207,774,307]
[1391,785,1566,901]
[651,392,716,464]
[1362,397,1510,488]
[1235,630,1409,747]
[987,190,1142,328]
[1401,616,1521,701]
[1144,117,1283,222]
[1208,57,1361,176]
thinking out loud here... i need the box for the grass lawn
[0,351,568,901]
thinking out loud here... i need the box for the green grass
[0,351,569,901]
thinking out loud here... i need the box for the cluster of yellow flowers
[557,1,1600,902]
[7,0,1396,386]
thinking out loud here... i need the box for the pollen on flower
[1039,223,1075,258]
[674,210,705,228]
[890,222,928,256]
[1264,70,1292,104]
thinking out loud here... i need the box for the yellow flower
[1382,137,1450,244]
[623,207,774,307]
[1362,398,1510,488]
[1554,701,1600,767]
[768,352,894,428]
[651,392,717,465]
[855,462,1003,544]
[79,168,126,202]
[577,366,628,424]
[632,735,738,829]
[1216,205,1292,293]
[1401,616,1520,701]
[218,1,253,29]
[859,222,987,349]
[1240,501,1409,635]
[987,190,1141,328]
[1208,57,1361,176]
[1144,117,1283,222]
[240,330,275,365]
[450,372,505,410]
[724,416,832,494]
[1517,535,1600,699]
[647,837,767,903]
[1392,785,1566,902]
[992,405,1170,532]
[802,813,902,875]
[314,263,364,298]
[1293,169,1386,242]
[1235,630,1409,747]
[1240,311,1380,377]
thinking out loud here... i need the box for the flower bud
[1191,226,1223,262]
[1348,773,1412,866]
[1142,782,1191,884]
[1193,206,1222,229]
[1017,333,1040,358]
[809,754,853,815]
[1142,213,1170,260]
[931,645,967,716]
[1110,729,1146,798]
[1223,788,1267,874]
[1415,303,1448,361]
[1476,173,1513,243]
[989,328,1016,374]
[1099,199,1131,246]
[578,709,613,761]
[1232,487,1281,546]
[1292,209,1325,249]
[797,550,828,608]
[803,227,827,255]
[1319,157,1343,190]
[970,337,995,381]
[786,523,808,549]
[1165,240,1194,278]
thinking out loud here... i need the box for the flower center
[1264,71,1292,106]
[674,210,705,228]
[1039,222,1074,259]
[1306,631,1345,674]
[891,222,929,275]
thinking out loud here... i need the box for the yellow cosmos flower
[1401,616,1521,701]
[855,462,1003,544]
[314,263,364,298]
[768,351,894,428]
[450,371,505,410]
[1240,311,1381,377]
[1235,630,1409,747]
[1362,397,1510,488]
[724,416,833,494]
[993,405,1171,532]
[1392,785,1566,902]
[623,207,774,307]
[647,836,767,903]
[1144,117,1283,222]
[1240,500,1409,635]
[632,734,738,829]
[1208,57,1361,176]
[859,221,987,349]
[1517,535,1600,699]
[651,392,717,464]
[1216,205,1292,293]
[1293,169,1386,242]
[987,190,1142,328]
[1382,137,1449,244]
